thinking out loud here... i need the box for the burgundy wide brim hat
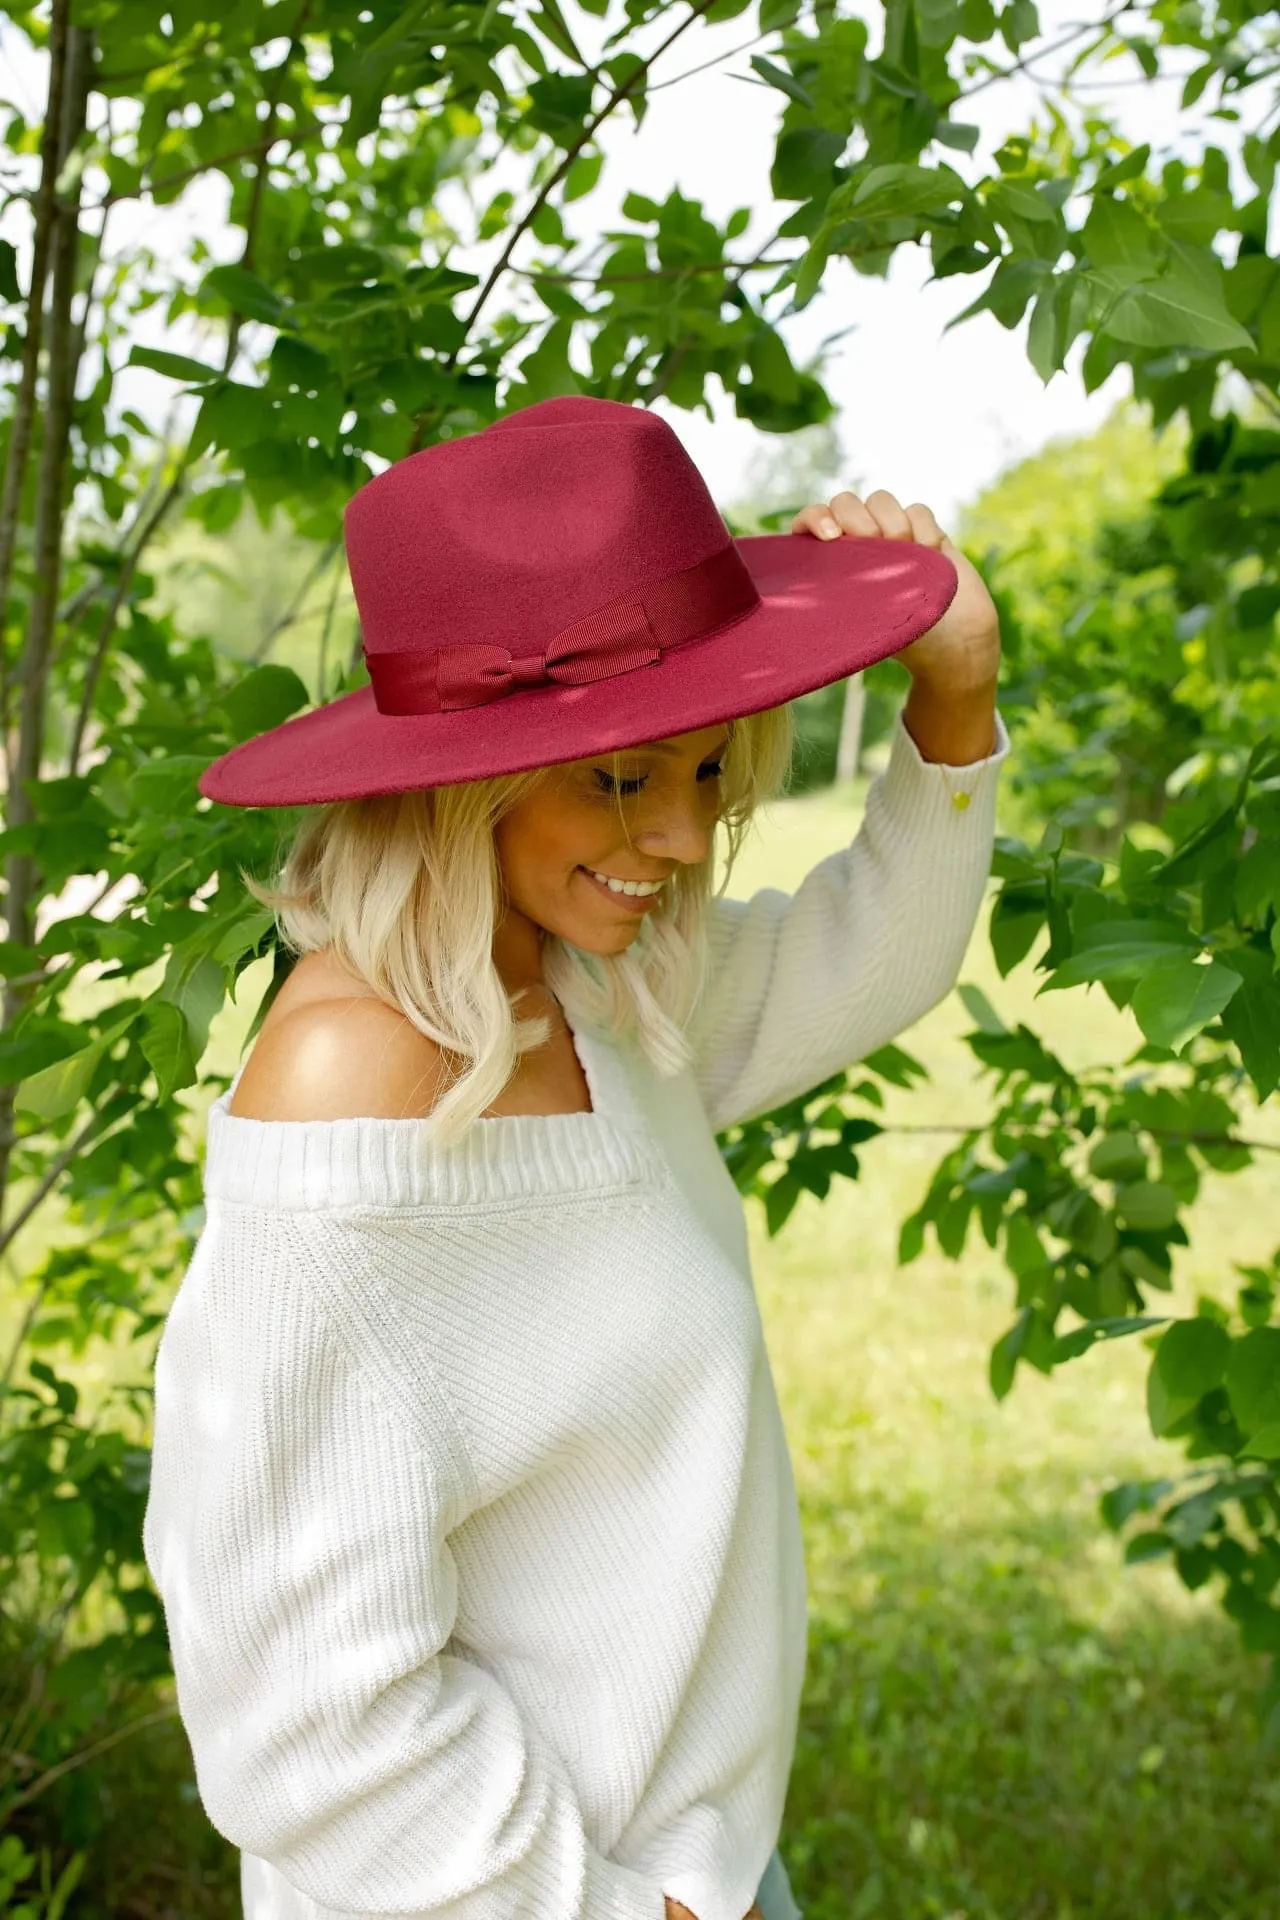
[199,396,957,807]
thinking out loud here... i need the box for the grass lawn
[7,745,1279,1918]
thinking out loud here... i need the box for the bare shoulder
[227,995,453,1122]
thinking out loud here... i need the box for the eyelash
[594,760,724,797]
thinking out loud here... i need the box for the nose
[632,796,714,868]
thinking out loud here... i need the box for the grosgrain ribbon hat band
[363,541,761,716]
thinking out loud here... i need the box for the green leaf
[1147,1360,1193,1438]
[1217,946,1280,1102]
[959,0,996,36]
[771,128,846,202]
[990,1308,1031,1400]
[1026,283,1060,383]
[139,998,197,1102]
[1081,194,1159,269]
[562,150,603,203]
[957,982,1008,1034]
[158,949,225,1066]
[989,179,1058,228]
[764,1170,804,1235]
[14,1012,135,1120]
[1103,269,1255,354]
[1156,1318,1231,1401]
[201,264,288,325]
[1000,0,1039,51]
[1224,1327,1280,1437]
[1235,840,1280,925]
[1114,1181,1179,1231]
[934,121,980,154]
[1038,939,1198,993]
[836,162,965,224]
[130,755,209,816]
[1240,1425,1280,1461]
[126,346,221,384]
[1094,145,1151,192]
[0,238,20,303]
[1130,953,1243,1052]
[215,664,311,745]
[531,201,567,247]
[989,1304,1056,1397]
[513,317,581,403]
[1088,1130,1148,1182]
[525,71,595,146]
[1053,1315,1167,1363]
[201,901,275,971]
[898,1210,926,1265]
[749,54,815,110]
[916,0,960,46]
[622,190,661,223]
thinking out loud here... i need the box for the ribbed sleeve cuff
[881,699,1011,801]
[859,699,1010,997]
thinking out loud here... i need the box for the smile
[578,867,667,912]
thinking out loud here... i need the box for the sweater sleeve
[142,1203,667,1920]
[689,702,1011,1135]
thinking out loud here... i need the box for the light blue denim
[755,1846,803,1920]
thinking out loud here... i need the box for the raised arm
[689,490,1007,1136]
[143,1205,668,1920]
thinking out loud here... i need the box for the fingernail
[821,521,840,539]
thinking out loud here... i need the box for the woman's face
[492,722,732,966]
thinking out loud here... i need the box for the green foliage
[3,0,1280,1902]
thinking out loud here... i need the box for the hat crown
[344,400,731,664]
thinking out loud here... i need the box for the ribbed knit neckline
[203,998,668,1211]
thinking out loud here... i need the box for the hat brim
[198,534,956,806]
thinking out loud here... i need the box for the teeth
[587,869,664,897]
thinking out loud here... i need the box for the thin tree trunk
[0,0,71,783]
[836,674,866,784]
[0,24,92,1232]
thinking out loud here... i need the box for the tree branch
[0,1098,115,1289]
[523,254,796,287]
[641,214,792,408]
[647,28,772,91]
[435,0,725,429]
[4,1703,180,1815]
[68,460,187,776]
[960,0,1135,101]
[91,120,326,212]
[249,534,342,666]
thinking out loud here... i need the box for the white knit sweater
[144,706,1010,1920]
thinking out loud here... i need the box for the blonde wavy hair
[240,706,796,1147]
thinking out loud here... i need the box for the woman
[143,395,1009,1920]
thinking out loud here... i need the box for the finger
[790,502,842,540]
[827,489,879,538]
[863,488,912,540]
[905,501,946,549]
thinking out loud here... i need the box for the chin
[570,921,640,954]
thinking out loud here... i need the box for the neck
[493,905,545,999]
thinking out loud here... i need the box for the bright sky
[0,6,1215,524]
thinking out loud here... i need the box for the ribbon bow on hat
[363,542,760,716]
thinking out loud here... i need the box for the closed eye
[594,760,724,797]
